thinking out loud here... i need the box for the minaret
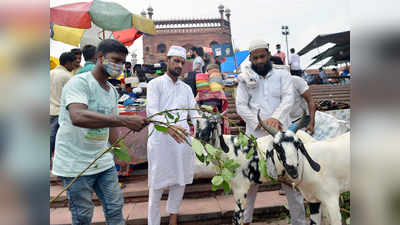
[225,8,231,22]
[218,4,224,20]
[140,10,146,17]
[147,6,154,19]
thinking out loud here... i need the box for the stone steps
[50,175,281,208]
[50,190,290,225]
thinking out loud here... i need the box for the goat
[257,111,350,225]
[194,111,279,225]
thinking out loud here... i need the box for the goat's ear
[299,142,320,172]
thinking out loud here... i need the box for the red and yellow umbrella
[50,0,156,47]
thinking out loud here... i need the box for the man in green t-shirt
[76,44,97,75]
[52,39,149,225]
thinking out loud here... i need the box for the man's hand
[167,125,189,144]
[258,117,282,132]
[115,159,130,176]
[120,115,149,131]
[305,122,315,135]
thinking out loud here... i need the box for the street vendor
[52,39,149,225]
[236,40,307,225]
[146,45,199,225]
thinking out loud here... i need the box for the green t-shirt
[75,61,96,75]
[52,72,119,177]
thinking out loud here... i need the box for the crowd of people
[50,38,349,225]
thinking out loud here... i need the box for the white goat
[194,112,281,225]
[257,112,350,225]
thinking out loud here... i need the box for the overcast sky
[50,0,350,68]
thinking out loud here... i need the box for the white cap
[248,40,269,52]
[167,45,186,59]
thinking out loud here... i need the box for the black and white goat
[257,111,350,225]
[194,111,280,225]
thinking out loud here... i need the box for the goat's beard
[251,60,272,76]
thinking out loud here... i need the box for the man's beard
[251,60,272,76]
[168,67,182,77]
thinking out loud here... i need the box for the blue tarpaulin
[220,50,249,73]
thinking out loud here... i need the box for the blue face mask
[102,59,123,78]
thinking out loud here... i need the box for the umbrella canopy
[306,43,350,68]
[298,31,350,56]
[50,0,156,46]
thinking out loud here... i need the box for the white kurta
[146,74,199,190]
[236,60,295,138]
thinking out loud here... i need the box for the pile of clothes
[315,99,350,111]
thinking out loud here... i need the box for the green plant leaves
[238,132,248,147]
[166,112,174,120]
[200,105,213,112]
[246,148,254,159]
[222,168,234,182]
[112,147,131,162]
[211,175,224,186]
[154,125,168,132]
[205,144,218,156]
[222,181,230,194]
[258,159,268,178]
[192,138,204,157]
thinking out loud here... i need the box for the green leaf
[285,215,291,224]
[305,205,311,216]
[118,140,128,152]
[205,144,218,156]
[94,164,98,169]
[223,158,233,168]
[246,148,254,159]
[211,184,219,191]
[192,138,204,157]
[211,175,224,186]
[205,154,211,166]
[283,203,289,210]
[201,105,213,112]
[231,162,241,171]
[154,125,169,132]
[238,132,248,147]
[112,147,131,162]
[222,168,234,182]
[196,153,205,163]
[166,112,174,120]
[346,217,350,225]
[250,134,258,148]
[258,159,268,178]
[222,181,231,194]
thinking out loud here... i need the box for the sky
[50,0,350,69]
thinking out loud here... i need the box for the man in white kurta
[236,40,307,225]
[146,46,199,225]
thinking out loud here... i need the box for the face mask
[102,59,123,78]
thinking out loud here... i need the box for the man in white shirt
[289,48,302,77]
[50,52,75,159]
[190,46,204,73]
[236,40,307,225]
[146,45,199,225]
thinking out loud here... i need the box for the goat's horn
[257,109,278,136]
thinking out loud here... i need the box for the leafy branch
[50,130,133,203]
[50,105,272,203]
